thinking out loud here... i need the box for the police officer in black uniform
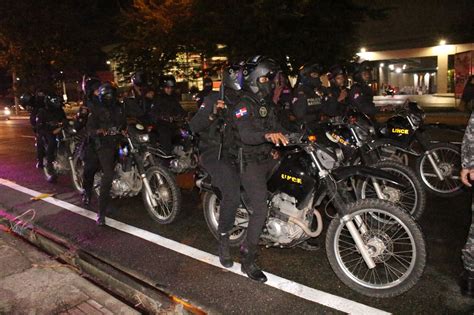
[22,90,47,168]
[321,65,349,118]
[82,83,125,226]
[232,56,289,282]
[149,75,186,154]
[124,71,155,124]
[291,63,326,129]
[195,77,213,109]
[36,94,67,177]
[348,61,377,118]
[189,64,243,268]
[77,76,101,130]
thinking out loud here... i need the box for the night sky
[358,0,474,51]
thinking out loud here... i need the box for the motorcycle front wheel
[142,165,182,224]
[202,191,248,247]
[326,199,426,297]
[416,143,463,197]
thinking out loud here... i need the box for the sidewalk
[0,228,140,315]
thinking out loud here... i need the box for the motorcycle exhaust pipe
[288,209,323,238]
[195,178,213,191]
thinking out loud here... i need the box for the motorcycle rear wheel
[326,199,426,297]
[202,191,247,247]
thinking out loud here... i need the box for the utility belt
[236,147,272,173]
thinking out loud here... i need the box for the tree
[113,0,195,83]
[0,0,114,92]
[115,0,387,78]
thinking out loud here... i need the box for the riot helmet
[242,55,280,99]
[131,71,150,88]
[19,93,33,107]
[299,63,323,88]
[328,65,347,87]
[82,76,101,99]
[352,61,372,84]
[222,63,244,91]
[160,75,176,88]
[98,82,117,107]
[202,77,213,92]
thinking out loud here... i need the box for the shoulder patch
[235,107,248,119]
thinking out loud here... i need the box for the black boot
[96,209,106,226]
[240,244,267,282]
[460,270,474,297]
[82,192,91,207]
[218,233,233,268]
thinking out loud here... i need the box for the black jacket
[36,106,67,133]
[291,84,325,124]
[321,86,348,117]
[232,92,286,159]
[86,97,126,138]
[349,82,377,116]
[149,93,186,124]
[190,90,240,158]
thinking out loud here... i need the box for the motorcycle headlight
[137,134,150,143]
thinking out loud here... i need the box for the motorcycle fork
[415,130,445,180]
[328,180,375,269]
[359,148,387,200]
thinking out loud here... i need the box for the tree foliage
[0,0,113,91]
[116,0,387,77]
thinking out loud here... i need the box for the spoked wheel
[357,161,426,220]
[202,191,248,247]
[326,199,426,297]
[416,143,463,197]
[142,166,181,224]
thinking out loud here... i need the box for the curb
[0,210,201,315]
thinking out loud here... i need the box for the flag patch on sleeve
[235,107,248,119]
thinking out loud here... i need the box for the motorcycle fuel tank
[383,115,413,142]
[268,150,317,205]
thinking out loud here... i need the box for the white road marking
[0,178,390,315]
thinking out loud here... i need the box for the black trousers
[240,158,277,248]
[38,132,56,164]
[82,138,118,215]
[35,132,46,162]
[201,150,241,234]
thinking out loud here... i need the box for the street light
[379,63,385,67]
[106,60,111,65]
[360,47,366,53]
[439,39,446,46]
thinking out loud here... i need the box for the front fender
[368,138,420,156]
[332,165,403,187]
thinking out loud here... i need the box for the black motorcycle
[198,133,426,298]
[322,113,426,220]
[93,123,181,224]
[42,120,85,190]
[376,101,462,197]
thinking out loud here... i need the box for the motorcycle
[42,120,85,191]
[149,117,199,174]
[198,133,426,297]
[93,123,181,224]
[376,101,462,197]
[322,113,426,220]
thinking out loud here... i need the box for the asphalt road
[0,120,473,314]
